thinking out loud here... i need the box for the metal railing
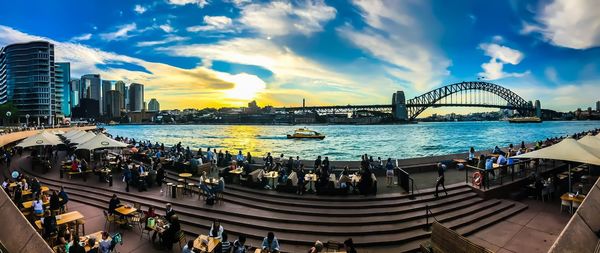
[424,204,439,231]
[464,158,559,189]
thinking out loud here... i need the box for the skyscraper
[597,101,600,112]
[80,74,102,114]
[0,41,60,125]
[148,98,159,112]
[107,90,123,118]
[56,62,70,117]
[70,79,80,108]
[128,83,144,112]
[102,80,112,115]
[114,81,126,111]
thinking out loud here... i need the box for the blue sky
[0,0,599,112]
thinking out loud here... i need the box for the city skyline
[0,0,599,114]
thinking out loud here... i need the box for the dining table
[193,234,221,253]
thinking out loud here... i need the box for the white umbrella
[69,132,96,145]
[67,131,86,141]
[40,131,62,143]
[16,132,62,147]
[63,130,82,138]
[514,137,600,192]
[76,134,128,150]
[578,135,600,156]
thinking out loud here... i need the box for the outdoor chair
[560,199,571,213]
[176,230,187,249]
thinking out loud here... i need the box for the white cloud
[521,0,600,49]
[167,0,208,8]
[99,23,137,41]
[187,16,233,32]
[478,43,529,80]
[134,4,146,14]
[159,24,175,33]
[238,0,336,37]
[512,82,600,111]
[338,0,450,91]
[70,33,92,41]
[544,67,559,83]
[136,35,188,47]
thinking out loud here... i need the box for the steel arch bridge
[405,81,533,120]
[278,81,536,121]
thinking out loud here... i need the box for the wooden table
[35,211,84,230]
[305,173,317,192]
[22,186,50,197]
[560,193,585,213]
[193,234,221,252]
[81,231,110,252]
[204,178,219,186]
[453,159,467,164]
[114,205,138,216]
[22,199,50,209]
[179,173,193,184]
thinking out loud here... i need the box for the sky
[0,0,599,113]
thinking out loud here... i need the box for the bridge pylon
[392,91,409,121]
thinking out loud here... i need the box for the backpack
[206,196,215,205]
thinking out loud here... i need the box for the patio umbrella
[62,130,81,138]
[514,137,600,192]
[67,131,86,141]
[578,135,600,156]
[16,132,62,148]
[69,132,96,145]
[76,134,128,150]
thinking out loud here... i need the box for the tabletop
[23,186,50,196]
[179,173,193,178]
[193,234,221,253]
[230,168,244,174]
[560,193,585,203]
[81,231,111,252]
[204,178,219,185]
[265,171,279,178]
[22,199,50,209]
[453,159,467,163]
[35,211,84,230]
[114,205,138,216]
[305,173,317,181]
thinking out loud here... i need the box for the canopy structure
[40,131,62,143]
[514,137,600,193]
[62,130,82,138]
[69,132,96,145]
[76,134,128,150]
[16,132,62,147]
[67,131,87,141]
[578,135,600,156]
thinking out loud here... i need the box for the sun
[220,73,267,101]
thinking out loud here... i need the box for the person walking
[434,163,448,198]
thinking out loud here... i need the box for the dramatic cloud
[338,0,450,91]
[99,23,137,41]
[134,4,146,14]
[70,33,92,41]
[167,0,208,8]
[521,0,600,49]
[238,0,336,37]
[159,24,174,33]
[136,35,188,47]
[187,16,233,32]
[478,43,529,80]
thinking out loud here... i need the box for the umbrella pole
[568,163,571,193]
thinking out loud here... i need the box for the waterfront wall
[0,126,96,147]
[0,188,53,253]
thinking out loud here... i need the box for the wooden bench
[420,222,492,253]
[65,170,93,181]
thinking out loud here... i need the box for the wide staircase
[21,167,527,252]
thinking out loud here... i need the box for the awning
[513,137,600,166]
[16,132,62,147]
[76,134,128,150]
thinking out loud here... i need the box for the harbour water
[105,121,600,160]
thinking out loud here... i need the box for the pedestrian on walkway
[434,163,448,198]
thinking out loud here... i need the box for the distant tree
[0,102,20,126]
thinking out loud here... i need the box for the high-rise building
[80,74,102,114]
[114,81,126,111]
[56,62,70,117]
[596,101,600,112]
[124,85,129,111]
[0,41,60,125]
[70,79,80,108]
[102,80,112,115]
[128,83,144,112]
[148,98,160,112]
[106,90,123,118]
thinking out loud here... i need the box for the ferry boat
[508,117,542,123]
[286,128,326,140]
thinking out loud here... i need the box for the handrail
[408,176,415,200]
[464,159,534,189]
[424,204,439,231]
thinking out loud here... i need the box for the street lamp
[25,114,30,127]
[4,111,11,126]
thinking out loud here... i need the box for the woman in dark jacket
[49,190,61,211]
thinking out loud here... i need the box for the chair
[176,230,186,249]
[560,199,571,213]
[541,187,550,202]
[166,183,173,196]
[129,214,142,232]
[176,185,185,198]
[325,240,341,251]
[75,219,85,236]
[45,232,58,248]
[187,183,195,197]
[103,210,116,232]
[572,201,581,213]
[215,191,224,203]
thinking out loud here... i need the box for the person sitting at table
[41,210,58,238]
[198,171,212,196]
[58,186,69,207]
[468,147,476,165]
[98,231,111,253]
[343,238,357,253]
[278,164,288,184]
[308,240,324,253]
[233,234,247,253]
[13,186,24,209]
[56,226,71,248]
[210,177,225,197]
[315,172,330,194]
[209,219,224,239]
[71,159,80,172]
[220,231,232,253]
[485,158,495,180]
[236,151,245,163]
[50,190,61,211]
[1,178,9,191]
[80,159,89,172]
[30,178,41,197]
[33,196,45,215]
[165,203,175,221]
[182,239,194,253]
[86,237,98,253]
[246,152,253,164]
[497,154,507,166]
[159,215,181,250]
[288,170,298,187]
[249,166,267,187]
[261,232,280,253]
[338,168,352,189]
[69,236,86,253]
[108,194,121,215]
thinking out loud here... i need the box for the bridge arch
[404,81,533,120]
